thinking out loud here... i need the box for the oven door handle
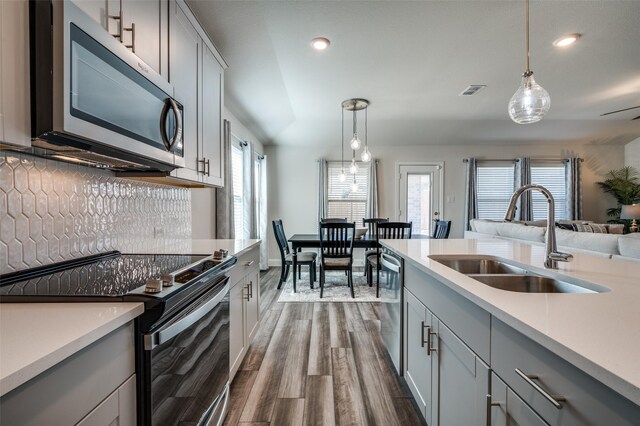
[144,279,229,350]
[380,252,401,273]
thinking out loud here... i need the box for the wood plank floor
[224,267,426,426]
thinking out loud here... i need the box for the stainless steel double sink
[429,255,609,294]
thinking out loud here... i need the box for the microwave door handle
[160,98,181,152]
[144,279,229,350]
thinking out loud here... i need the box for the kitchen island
[382,238,640,425]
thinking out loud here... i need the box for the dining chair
[432,220,452,239]
[272,219,317,292]
[362,218,389,276]
[318,221,356,298]
[366,221,412,297]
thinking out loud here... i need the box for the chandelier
[340,99,371,190]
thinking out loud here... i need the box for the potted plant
[596,166,640,232]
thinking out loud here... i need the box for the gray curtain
[463,158,478,231]
[242,141,256,240]
[366,159,379,218]
[565,158,583,220]
[317,159,328,222]
[257,155,268,270]
[515,157,532,221]
[216,120,235,239]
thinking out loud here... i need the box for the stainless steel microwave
[30,0,184,171]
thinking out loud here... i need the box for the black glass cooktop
[0,251,208,298]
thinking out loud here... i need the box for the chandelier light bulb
[349,159,359,174]
[339,170,346,182]
[360,147,371,162]
[350,133,361,150]
[351,181,359,192]
[508,73,550,124]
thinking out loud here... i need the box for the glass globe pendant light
[508,0,550,124]
[360,107,371,162]
[351,175,359,193]
[349,157,359,174]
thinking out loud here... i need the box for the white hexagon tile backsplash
[0,151,192,273]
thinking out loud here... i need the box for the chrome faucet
[504,184,573,269]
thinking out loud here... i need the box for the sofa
[466,219,640,263]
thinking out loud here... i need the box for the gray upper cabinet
[169,0,227,187]
[0,0,31,147]
[200,42,224,187]
[169,0,201,183]
[72,0,167,76]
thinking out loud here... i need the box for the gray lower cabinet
[229,246,261,381]
[490,373,547,426]
[404,287,490,425]
[0,323,136,425]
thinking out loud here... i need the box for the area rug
[277,270,380,302]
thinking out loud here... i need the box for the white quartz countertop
[381,238,640,406]
[0,302,144,396]
[126,238,261,258]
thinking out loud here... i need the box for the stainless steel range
[0,251,235,426]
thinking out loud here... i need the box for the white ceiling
[187,0,640,147]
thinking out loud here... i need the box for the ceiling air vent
[459,85,487,96]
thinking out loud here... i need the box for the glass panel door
[398,164,443,237]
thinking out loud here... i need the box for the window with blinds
[531,165,567,221]
[327,162,369,224]
[476,165,515,220]
[232,145,244,238]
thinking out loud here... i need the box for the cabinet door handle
[198,158,207,175]
[243,284,250,301]
[248,281,253,299]
[426,328,437,355]
[106,0,123,39]
[485,394,500,426]
[206,159,211,176]
[123,22,135,52]
[420,321,429,349]
[514,368,566,409]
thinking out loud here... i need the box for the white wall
[266,142,625,264]
[625,137,640,170]
[191,107,265,238]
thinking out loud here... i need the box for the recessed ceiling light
[553,33,581,47]
[311,37,330,51]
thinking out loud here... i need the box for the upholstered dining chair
[362,218,389,276]
[318,221,356,298]
[432,220,452,239]
[366,221,412,297]
[272,219,317,291]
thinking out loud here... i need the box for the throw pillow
[556,222,574,230]
[572,223,594,233]
[589,224,609,234]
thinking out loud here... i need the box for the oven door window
[149,285,229,424]
[69,24,183,156]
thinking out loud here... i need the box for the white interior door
[398,164,443,237]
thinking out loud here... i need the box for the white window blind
[232,145,244,238]
[476,165,515,220]
[327,162,369,224]
[531,166,567,221]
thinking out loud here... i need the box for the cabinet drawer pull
[426,328,437,355]
[486,394,500,426]
[514,368,566,409]
[245,260,255,267]
[244,284,250,301]
[420,321,428,348]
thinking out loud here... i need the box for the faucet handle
[549,252,573,262]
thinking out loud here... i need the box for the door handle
[420,321,428,348]
[486,394,501,426]
[248,281,253,299]
[244,284,251,301]
[426,328,437,355]
[514,368,566,409]
[123,22,135,52]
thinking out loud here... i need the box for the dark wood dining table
[287,233,429,290]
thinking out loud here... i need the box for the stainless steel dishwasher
[379,247,403,375]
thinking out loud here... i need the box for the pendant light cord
[341,108,344,170]
[365,107,368,150]
[525,0,531,76]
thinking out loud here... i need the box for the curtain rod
[463,158,584,163]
